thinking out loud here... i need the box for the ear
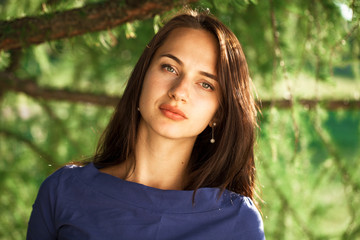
[209,109,221,127]
[209,110,221,127]
[208,119,217,127]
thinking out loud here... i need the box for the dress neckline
[71,163,237,213]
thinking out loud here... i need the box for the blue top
[27,163,265,240]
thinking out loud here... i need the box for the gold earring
[210,122,216,143]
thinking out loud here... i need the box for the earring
[137,107,140,111]
[210,122,216,143]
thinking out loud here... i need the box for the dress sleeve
[236,197,266,240]
[26,168,63,240]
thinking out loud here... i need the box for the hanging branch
[295,4,313,77]
[0,0,198,51]
[269,0,300,161]
[0,128,57,167]
[329,20,360,76]
[311,108,360,238]
[311,111,359,191]
[260,99,360,110]
[38,101,82,152]
[261,159,316,239]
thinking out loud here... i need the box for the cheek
[139,74,168,109]
[138,84,152,113]
[138,90,146,109]
[139,73,155,106]
[194,98,219,123]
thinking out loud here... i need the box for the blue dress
[27,163,265,240]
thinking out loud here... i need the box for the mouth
[159,104,187,120]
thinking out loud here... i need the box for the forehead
[155,27,219,62]
[155,27,219,70]
[164,27,217,43]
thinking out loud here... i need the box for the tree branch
[1,72,360,109]
[0,72,120,106]
[4,49,22,72]
[259,99,360,110]
[0,128,57,167]
[0,0,198,51]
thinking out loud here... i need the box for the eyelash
[161,64,177,75]
[200,82,215,91]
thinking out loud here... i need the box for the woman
[27,10,265,240]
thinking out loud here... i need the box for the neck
[125,121,196,190]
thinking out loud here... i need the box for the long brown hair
[93,10,259,207]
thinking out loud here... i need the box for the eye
[200,82,214,91]
[162,64,177,75]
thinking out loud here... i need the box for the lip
[159,104,187,120]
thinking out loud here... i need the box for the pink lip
[159,104,187,120]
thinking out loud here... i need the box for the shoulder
[28,164,87,238]
[237,195,263,227]
[32,164,90,214]
[37,164,84,195]
[223,191,265,239]
[42,164,83,184]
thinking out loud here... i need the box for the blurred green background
[1,0,359,239]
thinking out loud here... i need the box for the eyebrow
[200,71,217,81]
[160,54,183,66]
[160,53,218,81]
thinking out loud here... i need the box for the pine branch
[269,0,300,162]
[329,20,360,76]
[312,110,360,193]
[261,158,316,239]
[0,0,198,51]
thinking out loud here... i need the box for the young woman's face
[138,27,220,142]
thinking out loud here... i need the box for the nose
[168,76,189,103]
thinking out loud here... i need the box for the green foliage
[258,107,360,239]
[0,0,359,239]
[0,51,10,70]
